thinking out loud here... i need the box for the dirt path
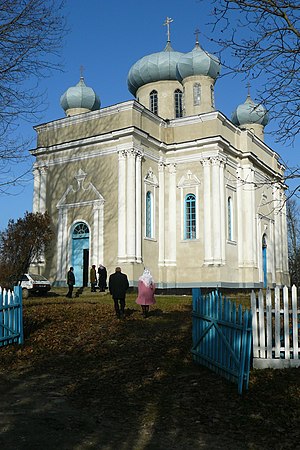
[0,294,299,449]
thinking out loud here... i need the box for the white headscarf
[139,269,154,287]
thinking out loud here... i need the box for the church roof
[231,94,269,127]
[176,42,221,81]
[127,42,184,96]
[60,77,100,112]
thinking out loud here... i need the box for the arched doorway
[262,234,267,288]
[72,222,89,287]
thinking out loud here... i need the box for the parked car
[18,273,51,299]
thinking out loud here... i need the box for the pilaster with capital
[201,158,212,264]
[166,163,177,266]
[126,148,137,261]
[135,151,143,263]
[118,150,127,261]
[158,161,165,266]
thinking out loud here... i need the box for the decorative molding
[144,167,159,187]
[57,169,105,209]
[178,170,201,188]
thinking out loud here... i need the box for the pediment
[144,167,158,186]
[57,169,104,208]
[178,170,201,188]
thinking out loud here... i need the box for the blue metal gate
[191,289,252,394]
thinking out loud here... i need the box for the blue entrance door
[72,223,89,287]
[262,235,267,288]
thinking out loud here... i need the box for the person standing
[66,267,75,298]
[136,269,156,318]
[98,264,107,292]
[109,267,129,318]
[90,265,97,292]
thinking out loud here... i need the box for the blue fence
[191,289,252,394]
[0,285,23,347]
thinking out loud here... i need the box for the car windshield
[28,273,49,282]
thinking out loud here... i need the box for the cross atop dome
[163,16,173,42]
[194,28,200,45]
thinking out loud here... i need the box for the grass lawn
[0,288,299,449]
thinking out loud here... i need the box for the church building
[31,20,289,289]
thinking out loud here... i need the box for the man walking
[109,267,129,319]
[66,267,75,298]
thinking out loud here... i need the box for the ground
[0,289,299,450]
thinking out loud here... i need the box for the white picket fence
[251,286,300,369]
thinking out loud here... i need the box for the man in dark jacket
[109,267,129,318]
[66,267,75,298]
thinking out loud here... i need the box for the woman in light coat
[136,269,155,318]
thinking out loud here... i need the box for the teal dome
[176,43,221,81]
[127,43,184,96]
[231,95,269,127]
[60,77,100,113]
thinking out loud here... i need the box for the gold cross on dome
[163,17,173,42]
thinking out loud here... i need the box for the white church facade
[31,23,289,289]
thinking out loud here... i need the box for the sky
[0,0,299,230]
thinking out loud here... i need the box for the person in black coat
[66,267,75,298]
[98,264,107,292]
[109,267,129,318]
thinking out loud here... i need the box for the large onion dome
[60,77,100,113]
[127,42,184,96]
[231,94,269,127]
[176,42,221,81]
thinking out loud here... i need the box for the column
[93,201,104,265]
[32,166,40,213]
[39,166,48,213]
[201,158,212,264]
[236,166,244,266]
[158,161,165,266]
[118,150,127,262]
[211,157,222,264]
[242,166,255,266]
[56,207,68,283]
[166,163,176,266]
[135,151,142,264]
[126,149,136,261]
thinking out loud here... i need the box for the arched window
[149,90,158,115]
[184,193,196,239]
[72,222,89,238]
[146,191,153,238]
[174,89,183,118]
[193,83,201,106]
[227,196,233,240]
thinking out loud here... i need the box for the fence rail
[251,286,300,369]
[192,289,252,394]
[0,285,23,347]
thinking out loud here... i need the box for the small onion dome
[127,42,184,96]
[60,77,100,113]
[176,42,221,81]
[231,94,269,127]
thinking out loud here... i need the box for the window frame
[174,88,183,118]
[184,193,196,240]
[149,90,158,115]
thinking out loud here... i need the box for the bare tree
[0,211,54,288]
[286,198,300,286]
[0,0,66,192]
[204,0,300,144]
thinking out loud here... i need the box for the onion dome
[176,42,221,81]
[127,42,184,96]
[60,77,100,113]
[231,94,269,127]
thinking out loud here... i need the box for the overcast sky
[1,0,298,229]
